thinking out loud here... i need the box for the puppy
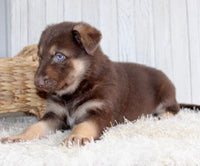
[2,22,199,146]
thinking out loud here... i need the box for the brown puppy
[1,22,199,146]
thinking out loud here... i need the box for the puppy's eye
[54,52,66,61]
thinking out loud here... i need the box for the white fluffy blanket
[0,109,200,166]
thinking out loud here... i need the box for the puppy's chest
[63,95,88,126]
[49,93,91,127]
[63,92,89,112]
[48,86,104,128]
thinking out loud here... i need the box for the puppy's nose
[34,77,45,88]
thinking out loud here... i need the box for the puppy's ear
[72,23,102,55]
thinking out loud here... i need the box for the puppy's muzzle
[34,76,57,91]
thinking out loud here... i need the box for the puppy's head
[34,22,102,95]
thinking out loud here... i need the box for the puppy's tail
[179,103,200,110]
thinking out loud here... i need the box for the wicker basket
[0,45,46,119]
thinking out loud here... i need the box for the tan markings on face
[58,49,73,58]
[1,121,51,143]
[49,45,57,55]
[63,119,99,146]
[48,45,72,58]
[56,58,89,96]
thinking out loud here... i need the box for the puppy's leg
[155,80,180,118]
[1,112,64,143]
[63,119,98,147]
[63,114,110,147]
[1,121,50,143]
[158,112,174,118]
[156,100,180,119]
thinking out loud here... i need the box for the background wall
[0,0,10,57]
[3,0,200,103]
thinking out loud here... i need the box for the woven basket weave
[0,45,46,119]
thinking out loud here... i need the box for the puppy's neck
[87,48,113,82]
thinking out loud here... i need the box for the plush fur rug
[0,109,200,166]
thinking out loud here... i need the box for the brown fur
[2,22,199,146]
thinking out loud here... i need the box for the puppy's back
[113,62,176,120]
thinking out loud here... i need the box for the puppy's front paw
[1,136,24,144]
[63,134,92,147]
